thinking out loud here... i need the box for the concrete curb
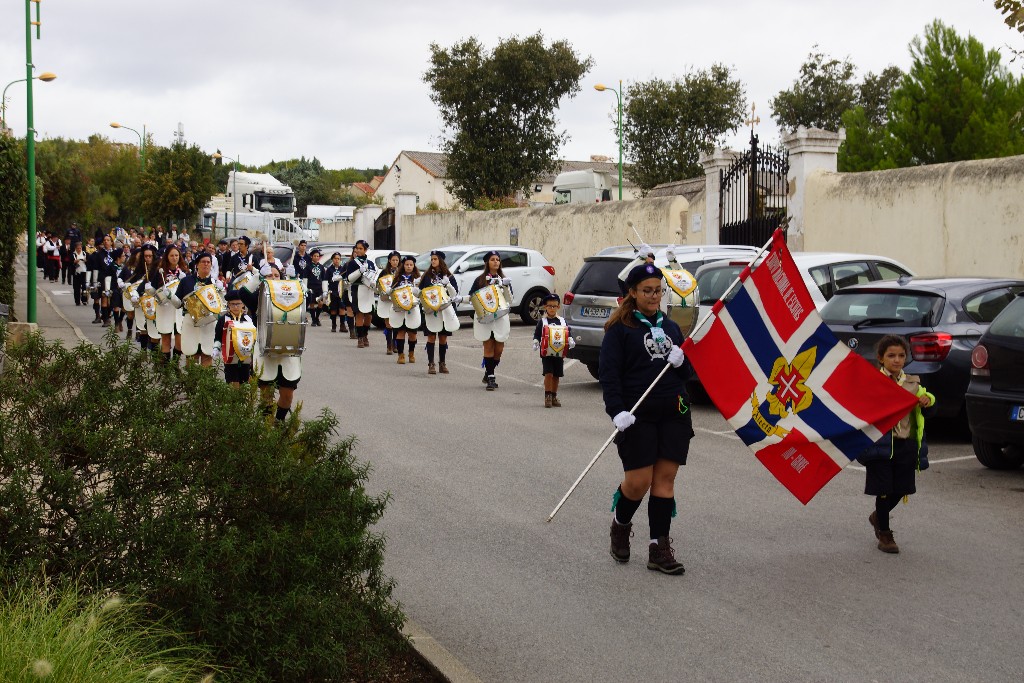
[39,284,89,343]
[404,618,482,683]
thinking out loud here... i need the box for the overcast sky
[1,1,1020,173]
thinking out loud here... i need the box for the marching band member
[72,241,88,306]
[602,262,692,576]
[102,248,128,332]
[96,235,117,327]
[150,244,188,363]
[43,233,62,283]
[470,251,513,390]
[128,244,159,350]
[533,293,575,407]
[305,248,327,327]
[419,250,461,374]
[60,236,74,285]
[324,252,346,333]
[246,262,303,423]
[118,248,139,339]
[213,290,256,387]
[342,240,378,348]
[292,240,311,282]
[176,252,223,367]
[376,251,401,355]
[386,255,421,364]
[341,248,355,337]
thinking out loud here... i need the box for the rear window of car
[500,250,528,268]
[987,296,1024,338]
[962,287,1024,324]
[821,291,943,327]
[697,265,744,305]
[571,260,626,297]
[273,246,294,263]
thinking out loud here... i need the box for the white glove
[532,339,540,352]
[130,292,140,304]
[451,295,462,306]
[667,345,685,368]
[666,245,676,261]
[169,294,183,308]
[412,286,421,297]
[639,243,652,256]
[568,337,576,349]
[284,264,296,278]
[144,282,155,294]
[331,273,342,282]
[612,411,636,432]
[212,342,222,357]
[501,277,512,287]
[214,280,226,293]
[116,278,126,289]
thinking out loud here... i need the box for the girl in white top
[419,250,462,375]
[470,251,513,390]
[386,256,422,364]
[151,245,188,362]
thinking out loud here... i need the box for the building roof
[648,176,705,200]
[403,151,448,178]
[396,150,636,186]
[351,182,376,196]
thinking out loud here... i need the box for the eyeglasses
[637,287,665,297]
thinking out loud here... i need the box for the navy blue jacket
[599,312,688,418]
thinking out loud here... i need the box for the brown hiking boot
[877,530,899,554]
[551,393,561,407]
[610,519,632,563]
[869,511,880,539]
[386,342,393,355]
[428,363,437,374]
[408,350,416,363]
[544,392,552,408]
[397,353,405,365]
[439,362,449,374]
[647,537,685,575]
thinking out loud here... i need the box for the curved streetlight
[594,81,623,201]
[211,152,239,239]
[110,121,146,227]
[1,70,55,128]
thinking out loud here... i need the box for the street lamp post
[1,71,55,128]
[211,152,238,241]
[594,80,623,201]
[109,122,146,228]
[24,0,45,324]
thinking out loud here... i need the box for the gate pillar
[782,126,845,250]
[700,147,740,245]
[393,192,418,250]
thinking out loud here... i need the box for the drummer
[532,293,575,407]
[103,248,128,333]
[340,247,356,338]
[119,248,140,340]
[342,239,378,349]
[305,248,327,327]
[150,244,188,364]
[469,250,513,391]
[387,255,421,364]
[129,244,159,350]
[324,252,346,333]
[376,250,401,355]
[250,262,303,423]
[176,252,224,367]
[419,249,462,374]
[213,290,256,387]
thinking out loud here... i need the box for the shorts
[864,436,917,497]
[224,363,252,384]
[614,394,694,471]
[258,366,299,390]
[541,356,564,378]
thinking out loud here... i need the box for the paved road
[37,274,1024,683]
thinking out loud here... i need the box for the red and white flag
[683,230,917,504]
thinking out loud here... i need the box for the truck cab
[552,169,617,205]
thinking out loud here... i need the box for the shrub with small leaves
[0,330,406,682]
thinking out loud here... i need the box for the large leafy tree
[771,50,859,132]
[424,33,592,208]
[620,65,746,193]
[139,142,217,228]
[34,138,89,233]
[0,134,28,311]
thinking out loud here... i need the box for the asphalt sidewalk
[7,255,481,683]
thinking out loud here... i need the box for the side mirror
[453,265,461,274]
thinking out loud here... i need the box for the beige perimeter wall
[804,155,1024,278]
[401,196,696,293]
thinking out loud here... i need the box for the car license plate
[1012,406,1024,422]
[580,306,611,318]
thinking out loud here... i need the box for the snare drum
[183,284,226,327]
[257,280,307,356]
[471,284,511,322]
[540,324,569,358]
[420,284,452,313]
[375,273,394,297]
[222,319,257,364]
[390,284,417,312]
[138,293,157,321]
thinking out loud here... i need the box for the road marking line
[695,427,741,441]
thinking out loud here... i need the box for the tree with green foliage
[34,137,89,233]
[771,49,860,132]
[620,65,746,193]
[425,32,592,208]
[0,134,28,311]
[139,142,217,229]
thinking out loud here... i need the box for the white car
[415,245,556,323]
[366,249,418,270]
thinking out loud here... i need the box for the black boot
[647,537,685,575]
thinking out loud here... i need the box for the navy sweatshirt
[599,312,688,418]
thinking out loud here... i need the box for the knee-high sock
[875,495,900,531]
[395,338,405,353]
[408,339,417,354]
[648,496,675,540]
[426,342,435,363]
[439,343,448,363]
[612,486,643,526]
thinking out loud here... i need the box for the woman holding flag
[600,262,692,576]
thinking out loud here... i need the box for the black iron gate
[373,208,395,250]
[719,132,789,247]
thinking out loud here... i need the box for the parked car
[306,242,354,260]
[366,249,417,270]
[563,245,760,379]
[415,245,556,324]
[821,278,1024,426]
[966,292,1024,469]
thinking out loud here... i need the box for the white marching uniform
[252,343,302,383]
[155,271,185,335]
[179,279,223,357]
[375,271,395,320]
[472,276,512,343]
[387,275,422,330]
[422,276,461,335]
[347,263,378,314]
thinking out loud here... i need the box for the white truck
[202,171,311,241]
[552,169,618,205]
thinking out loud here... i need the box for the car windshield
[821,291,943,327]
[572,260,627,297]
[697,266,744,305]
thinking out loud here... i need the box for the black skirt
[864,436,917,497]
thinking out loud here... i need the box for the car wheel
[519,289,548,324]
[586,362,600,380]
[972,435,1024,470]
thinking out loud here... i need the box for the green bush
[0,331,406,682]
[0,579,215,682]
